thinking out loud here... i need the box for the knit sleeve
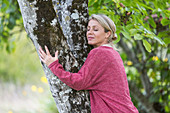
[48,48,107,91]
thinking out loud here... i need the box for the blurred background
[0,0,169,113]
[0,29,58,113]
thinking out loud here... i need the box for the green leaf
[122,25,129,32]
[134,34,143,40]
[143,40,151,52]
[158,31,169,38]
[161,12,166,19]
[126,24,133,30]
[161,18,170,26]
[104,0,111,4]
[1,0,10,12]
[148,16,156,28]
[164,38,170,45]
[137,17,144,26]
[98,0,102,5]
[130,29,138,35]
[112,0,120,4]
[144,23,151,30]
[144,33,154,39]
[98,9,110,15]
[153,1,158,9]
[153,36,166,46]
[137,2,153,10]
[88,0,96,6]
[132,15,138,24]
[136,3,147,15]
[110,15,119,24]
[143,28,155,38]
[163,10,170,18]
[122,31,131,39]
[136,25,145,32]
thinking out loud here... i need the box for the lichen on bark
[17,0,91,112]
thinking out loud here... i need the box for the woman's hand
[39,45,58,66]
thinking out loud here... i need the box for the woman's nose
[87,29,93,34]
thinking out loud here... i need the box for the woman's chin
[88,42,94,46]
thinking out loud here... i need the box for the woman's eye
[94,29,98,31]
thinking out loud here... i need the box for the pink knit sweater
[48,46,139,113]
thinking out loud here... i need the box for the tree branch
[118,38,153,96]
[118,38,138,64]
[129,82,158,113]
[137,40,146,61]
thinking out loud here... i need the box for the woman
[39,14,139,113]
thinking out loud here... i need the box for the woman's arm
[48,60,93,90]
[39,46,106,91]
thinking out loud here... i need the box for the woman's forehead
[88,19,99,24]
[87,24,99,27]
[87,20,101,27]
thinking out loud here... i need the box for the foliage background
[0,0,169,113]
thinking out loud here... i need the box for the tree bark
[17,0,91,112]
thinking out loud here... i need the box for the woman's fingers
[39,46,58,66]
[39,55,45,63]
[39,50,44,59]
[39,47,46,57]
[55,50,58,60]
[45,45,51,56]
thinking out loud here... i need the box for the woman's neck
[101,43,112,47]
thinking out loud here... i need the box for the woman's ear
[105,31,111,39]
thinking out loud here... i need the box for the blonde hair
[89,14,117,45]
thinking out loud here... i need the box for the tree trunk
[17,0,91,112]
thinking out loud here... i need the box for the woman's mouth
[88,37,94,40]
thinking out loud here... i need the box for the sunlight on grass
[0,30,58,113]
[0,31,44,85]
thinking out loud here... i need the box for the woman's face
[86,19,110,48]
